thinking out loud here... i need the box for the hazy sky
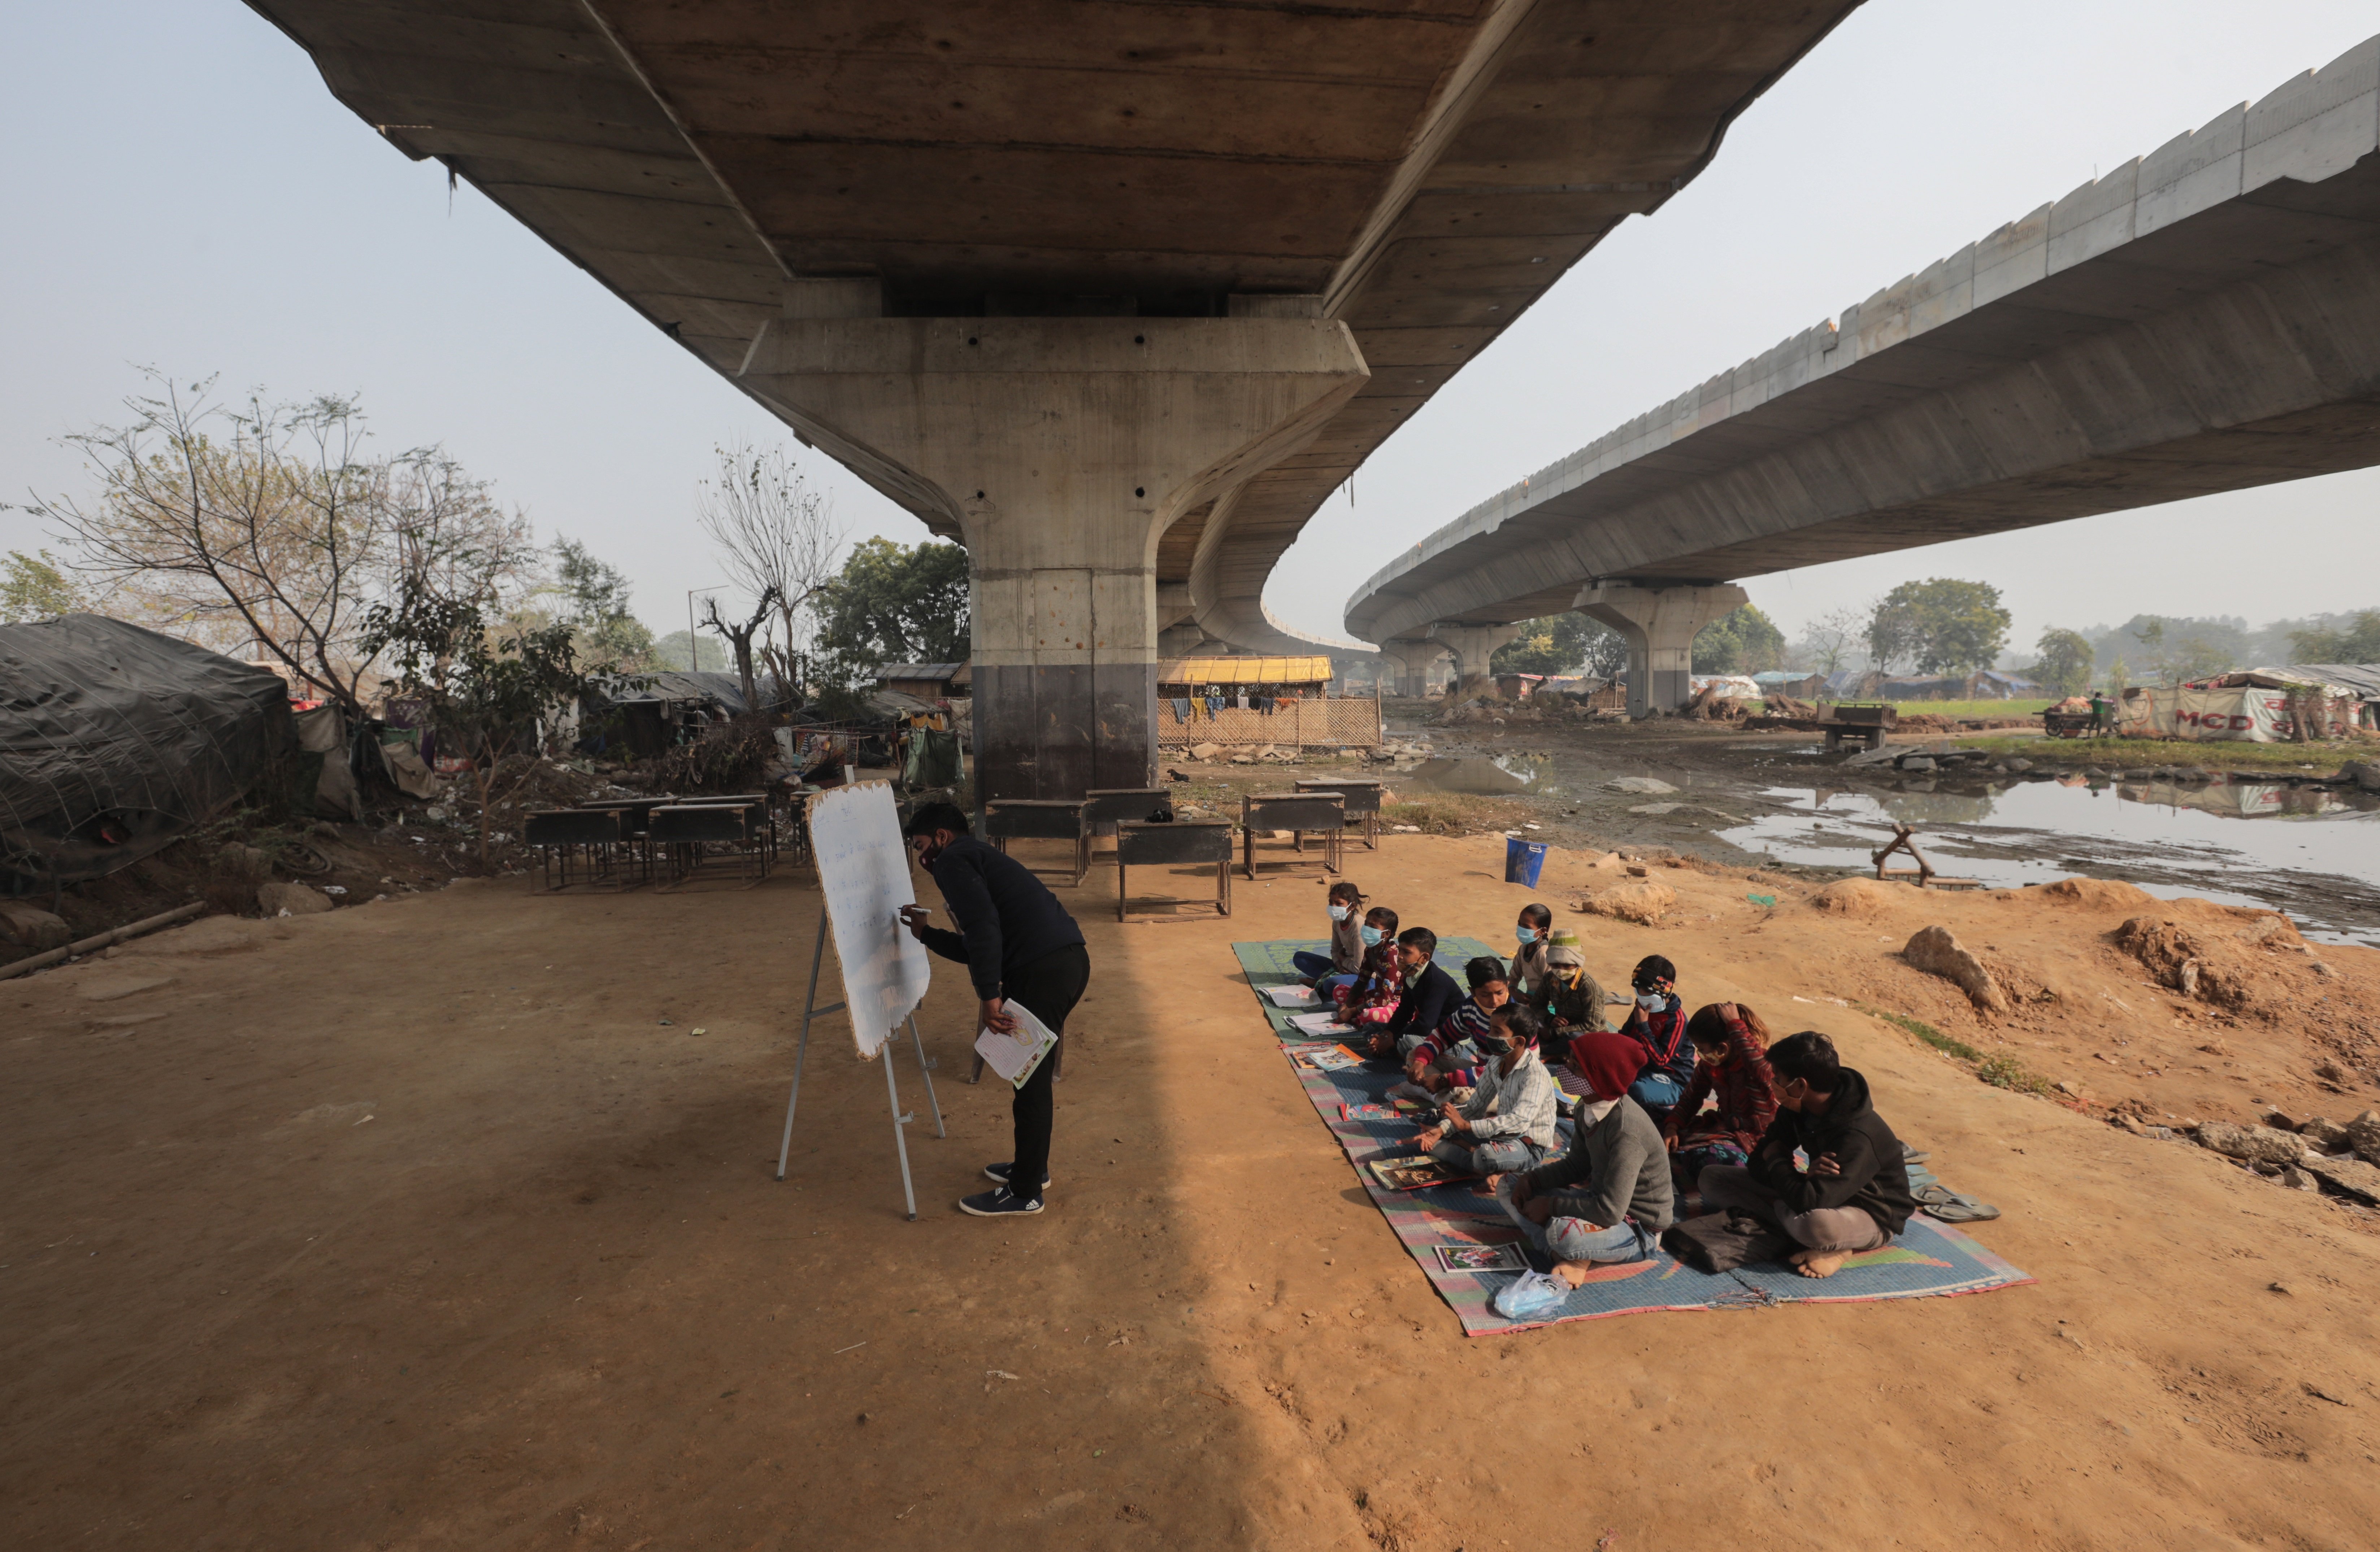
[5,2,2377,660]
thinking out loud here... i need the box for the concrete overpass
[1346,36,2380,715]
[242,0,1861,797]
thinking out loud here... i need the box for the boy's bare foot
[1790,1248,1851,1279]
[1552,1261,1594,1288]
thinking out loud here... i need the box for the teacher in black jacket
[898,801,1087,1218]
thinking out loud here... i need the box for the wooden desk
[525,807,628,891]
[1114,820,1233,923]
[1240,792,1343,879]
[1294,777,1383,849]
[983,799,1090,887]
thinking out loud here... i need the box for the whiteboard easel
[774,912,945,1219]
[773,781,945,1220]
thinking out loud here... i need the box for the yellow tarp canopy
[1158,655,1333,686]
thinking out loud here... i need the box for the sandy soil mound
[1810,877,1906,916]
[2035,877,2158,910]
[1570,879,1676,924]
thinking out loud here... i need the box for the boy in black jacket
[1697,1030,1916,1278]
[1366,927,1460,1058]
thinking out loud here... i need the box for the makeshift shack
[870,662,970,701]
[2114,670,2367,742]
[1158,655,1381,750]
[0,614,297,886]
[583,670,751,758]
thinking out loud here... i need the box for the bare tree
[1793,604,1869,676]
[694,443,843,700]
[23,370,537,715]
[385,452,540,618]
[703,586,780,710]
[24,374,390,711]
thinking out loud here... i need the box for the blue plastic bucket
[1504,837,1549,888]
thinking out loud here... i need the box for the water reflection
[1717,777,2380,943]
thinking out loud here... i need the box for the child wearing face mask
[1617,954,1692,1125]
[1390,956,1509,1098]
[1331,905,1403,1030]
[1413,1004,1562,1178]
[1509,903,1553,1000]
[1661,1002,1779,1204]
[1293,881,1367,991]
[1534,929,1620,1036]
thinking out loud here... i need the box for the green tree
[1867,579,2010,675]
[2032,627,2095,697]
[1489,612,1624,677]
[1691,604,1785,674]
[2288,609,2380,663]
[0,549,84,622]
[652,629,728,672]
[551,537,657,669]
[812,537,970,683]
[362,581,621,865]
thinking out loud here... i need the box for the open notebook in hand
[973,999,1059,1090]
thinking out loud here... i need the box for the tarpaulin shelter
[1,614,297,886]
[2115,672,2364,742]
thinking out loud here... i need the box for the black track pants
[1002,943,1089,1202]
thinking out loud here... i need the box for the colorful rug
[1232,936,1501,1039]
[1232,939,2036,1336]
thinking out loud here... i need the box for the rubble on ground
[1568,879,1677,925]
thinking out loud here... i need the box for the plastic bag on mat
[1491,1270,1570,1321]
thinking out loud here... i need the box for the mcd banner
[2114,683,2361,743]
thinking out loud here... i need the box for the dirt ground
[5,835,2380,1551]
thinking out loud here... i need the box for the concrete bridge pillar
[742,304,1367,800]
[1575,581,1747,717]
[1377,640,1450,697]
[1430,624,1522,698]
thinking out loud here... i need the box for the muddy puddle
[1717,777,2380,947]
[1386,718,2380,946]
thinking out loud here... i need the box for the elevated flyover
[243,0,1859,798]
[1346,37,2380,715]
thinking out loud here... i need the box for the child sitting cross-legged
[1331,905,1402,1033]
[1292,880,1368,993]
[1390,955,1508,1100]
[1412,1004,1561,1178]
[1661,1002,1779,1209]
[1490,1028,1677,1286]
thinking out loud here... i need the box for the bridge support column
[1431,624,1521,698]
[742,314,1367,801]
[1377,640,1449,697]
[1575,581,1747,717]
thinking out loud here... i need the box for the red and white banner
[2115,685,2360,743]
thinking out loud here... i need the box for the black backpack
[1660,1209,1796,1274]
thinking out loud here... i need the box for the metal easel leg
[776,914,844,1181]
[885,1043,919,1221]
[908,1012,946,1138]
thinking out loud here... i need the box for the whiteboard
[807,781,933,1057]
